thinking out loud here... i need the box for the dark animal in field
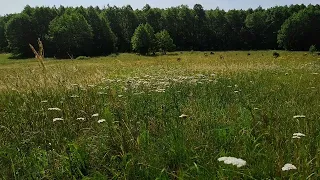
[273,52,280,58]
[247,53,251,56]
[317,52,320,56]
[177,57,181,61]
[210,52,215,55]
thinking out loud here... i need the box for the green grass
[0,51,320,179]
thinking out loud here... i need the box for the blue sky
[1,0,319,15]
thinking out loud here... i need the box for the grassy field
[0,51,319,179]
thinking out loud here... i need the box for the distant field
[0,51,320,179]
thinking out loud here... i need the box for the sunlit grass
[0,51,319,179]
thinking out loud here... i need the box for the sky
[0,0,319,15]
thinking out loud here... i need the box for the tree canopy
[0,4,319,58]
[48,12,93,58]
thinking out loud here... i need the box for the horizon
[0,0,319,16]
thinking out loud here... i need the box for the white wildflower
[292,133,306,139]
[293,133,306,137]
[118,95,124,97]
[88,84,95,87]
[98,119,106,123]
[41,100,48,103]
[77,117,85,121]
[92,113,99,117]
[48,108,62,111]
[218,157,246,168]
[53,118,63,122]
[293,115,306,119]
[282,163,297,171]
[179,114,188,118]
[70,95,79,98]
[311,73,319,75]
[292,136,301,139]
[234,90,239,93]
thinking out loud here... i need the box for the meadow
[0,51,319,179]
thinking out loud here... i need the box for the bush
[309,45,317,54]
[273,51,280,58]
[76,56,90,60]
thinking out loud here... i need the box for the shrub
[309,45,317,54]
[76,56,90,60]
[273,51,280,58]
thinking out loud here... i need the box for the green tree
[278,6,320,50]
[245,10,268,49]
[85,7,116,56]
[131,24,155,55]
[155,30,175,54]
[5,13,36,57]
[144,23,156,52]
[48,12,93,58]
[0,17,8,52]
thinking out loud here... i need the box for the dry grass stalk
[29,38,46,71]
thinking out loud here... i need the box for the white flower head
[179,114,188,118]
[218,157,246,168]
[53,118,64,122]
[293,133,306,137]
[41,100,48,103]
[48,108,62,111]
[292,133,306,139]
[92,113,99,117]
[98,119,106,123]
[293,115,306,119]
[77,117,85,121]
[70,95,79,98]
[282,163,297,171]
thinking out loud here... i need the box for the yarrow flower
[77,117,85,121]
[98,119,106,123]
[282,163,297,171]
[218,157,246,168]
[48,108,62,111]
[53,118,64,122]
[292,132,306,139]
[92,113,99,117]
[293,115,306,119]
[41,100,48,103]
[179,114,188,118]
[70,95,79,98]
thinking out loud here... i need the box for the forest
[0,4,320,58]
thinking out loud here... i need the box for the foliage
[48,12,93,58]
[131,23,155,55]
[1,4,319,58]
[155,30,175,54]
[273,51,280,58]
[0,18,8,52]
[309,45,317,54]
[278,6,320,50]
[5,13,36,57]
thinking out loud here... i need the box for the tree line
[0,4,319,58]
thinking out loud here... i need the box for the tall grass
[0,51,319,179]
